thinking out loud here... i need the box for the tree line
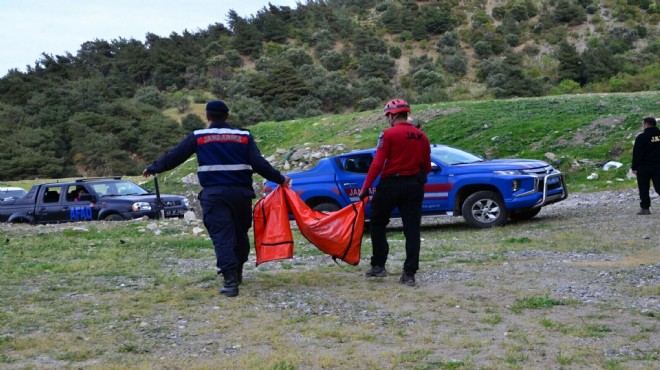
[0,0,657,180]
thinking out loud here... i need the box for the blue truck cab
[264,144,568,228]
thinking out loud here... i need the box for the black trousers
[369,175,425,273]
[199,187,253,272]
[636,166,660,209]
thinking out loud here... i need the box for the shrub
[389,46,402,59]
[319,50,344,71]
[181,113,206,131]
[550,79,582,94]
[295,96,323,118]
[272,107,297,121]
[230,95,268,126]
[175,97,190,114]
[134,86,167,109]
[356,97,381,111]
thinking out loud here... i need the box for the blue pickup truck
[264,144,568,228]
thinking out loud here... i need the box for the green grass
[7,92,656,197]
[2,92,660,369]
[511,295,566,314]
[128,92,659,195]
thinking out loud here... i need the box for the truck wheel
[312,202,341,213]
[509,208,541,221]
[461,191,508,228]
[104,214,124,221]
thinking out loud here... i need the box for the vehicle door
[335,153,374,205]
[422,160,453,214]
[64,184,96,221]
[34,186,66,223]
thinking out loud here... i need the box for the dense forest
[0,0,658,180]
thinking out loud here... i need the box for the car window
[89,181,148,196]
[90,184,109,196]
[343,155,372,173]
[66,185,90,201]
[42,187,62,203]
[0,189,26,199]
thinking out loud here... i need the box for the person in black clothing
[358,99,431,286]
[143,100,290,297]
[632,116,660,215]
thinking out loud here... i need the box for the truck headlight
[493,170,523,175]
[132,202,152,211]
[183,198,190,208]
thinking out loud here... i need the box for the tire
[104,214,125,221]
[461,191,508,228]
[509,208,541,221]
[312,202,341,213]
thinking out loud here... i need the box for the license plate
[165,209,186,217]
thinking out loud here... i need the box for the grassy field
[1,92,658,368]
[0,189,658,369]
[146,91,657,195]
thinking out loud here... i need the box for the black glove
[359,191,369,201]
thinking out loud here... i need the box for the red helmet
[383,98,411,116]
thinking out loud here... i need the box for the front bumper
[513,173,568,208]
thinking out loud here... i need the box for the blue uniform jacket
[146,121,285,195]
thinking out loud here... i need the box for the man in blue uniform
[143,100,290,297]
[632,116,660,215]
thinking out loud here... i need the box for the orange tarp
[253,186,366,266]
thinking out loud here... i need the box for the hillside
[0,0,658,180]
[144,91,658,196]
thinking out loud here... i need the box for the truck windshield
[432,146,484,165]
[90,181,149,196]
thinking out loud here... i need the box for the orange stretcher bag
[253,185,294,265]
[253,186,366,266]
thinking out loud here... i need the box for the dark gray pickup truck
[0,177,190,224]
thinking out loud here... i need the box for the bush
[272,107,297,121]
[389,46,402,59]
[176,98,190,114]
[231,95,268,126]
[506,34,520,47]
[134,86,168,109]
[356,97,381,111]
[549,79,582,94]
[295,96,323,118]
[181,113,206,131]
[319,50,344,71]
[224,50,244,68]
[444,53,468,76]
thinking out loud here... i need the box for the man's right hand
[142,169,153,178]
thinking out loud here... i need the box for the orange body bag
[253,186,366,266]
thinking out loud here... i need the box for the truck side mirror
[78,193,94,202]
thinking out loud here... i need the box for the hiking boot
[399,272,416,287]
[219,270,239,297]
[365,265,387,277]
[637,208,651,215]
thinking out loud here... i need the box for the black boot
[220,270,239,297]
[237,264,244,285]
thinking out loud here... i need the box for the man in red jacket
[359,99,432,286]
